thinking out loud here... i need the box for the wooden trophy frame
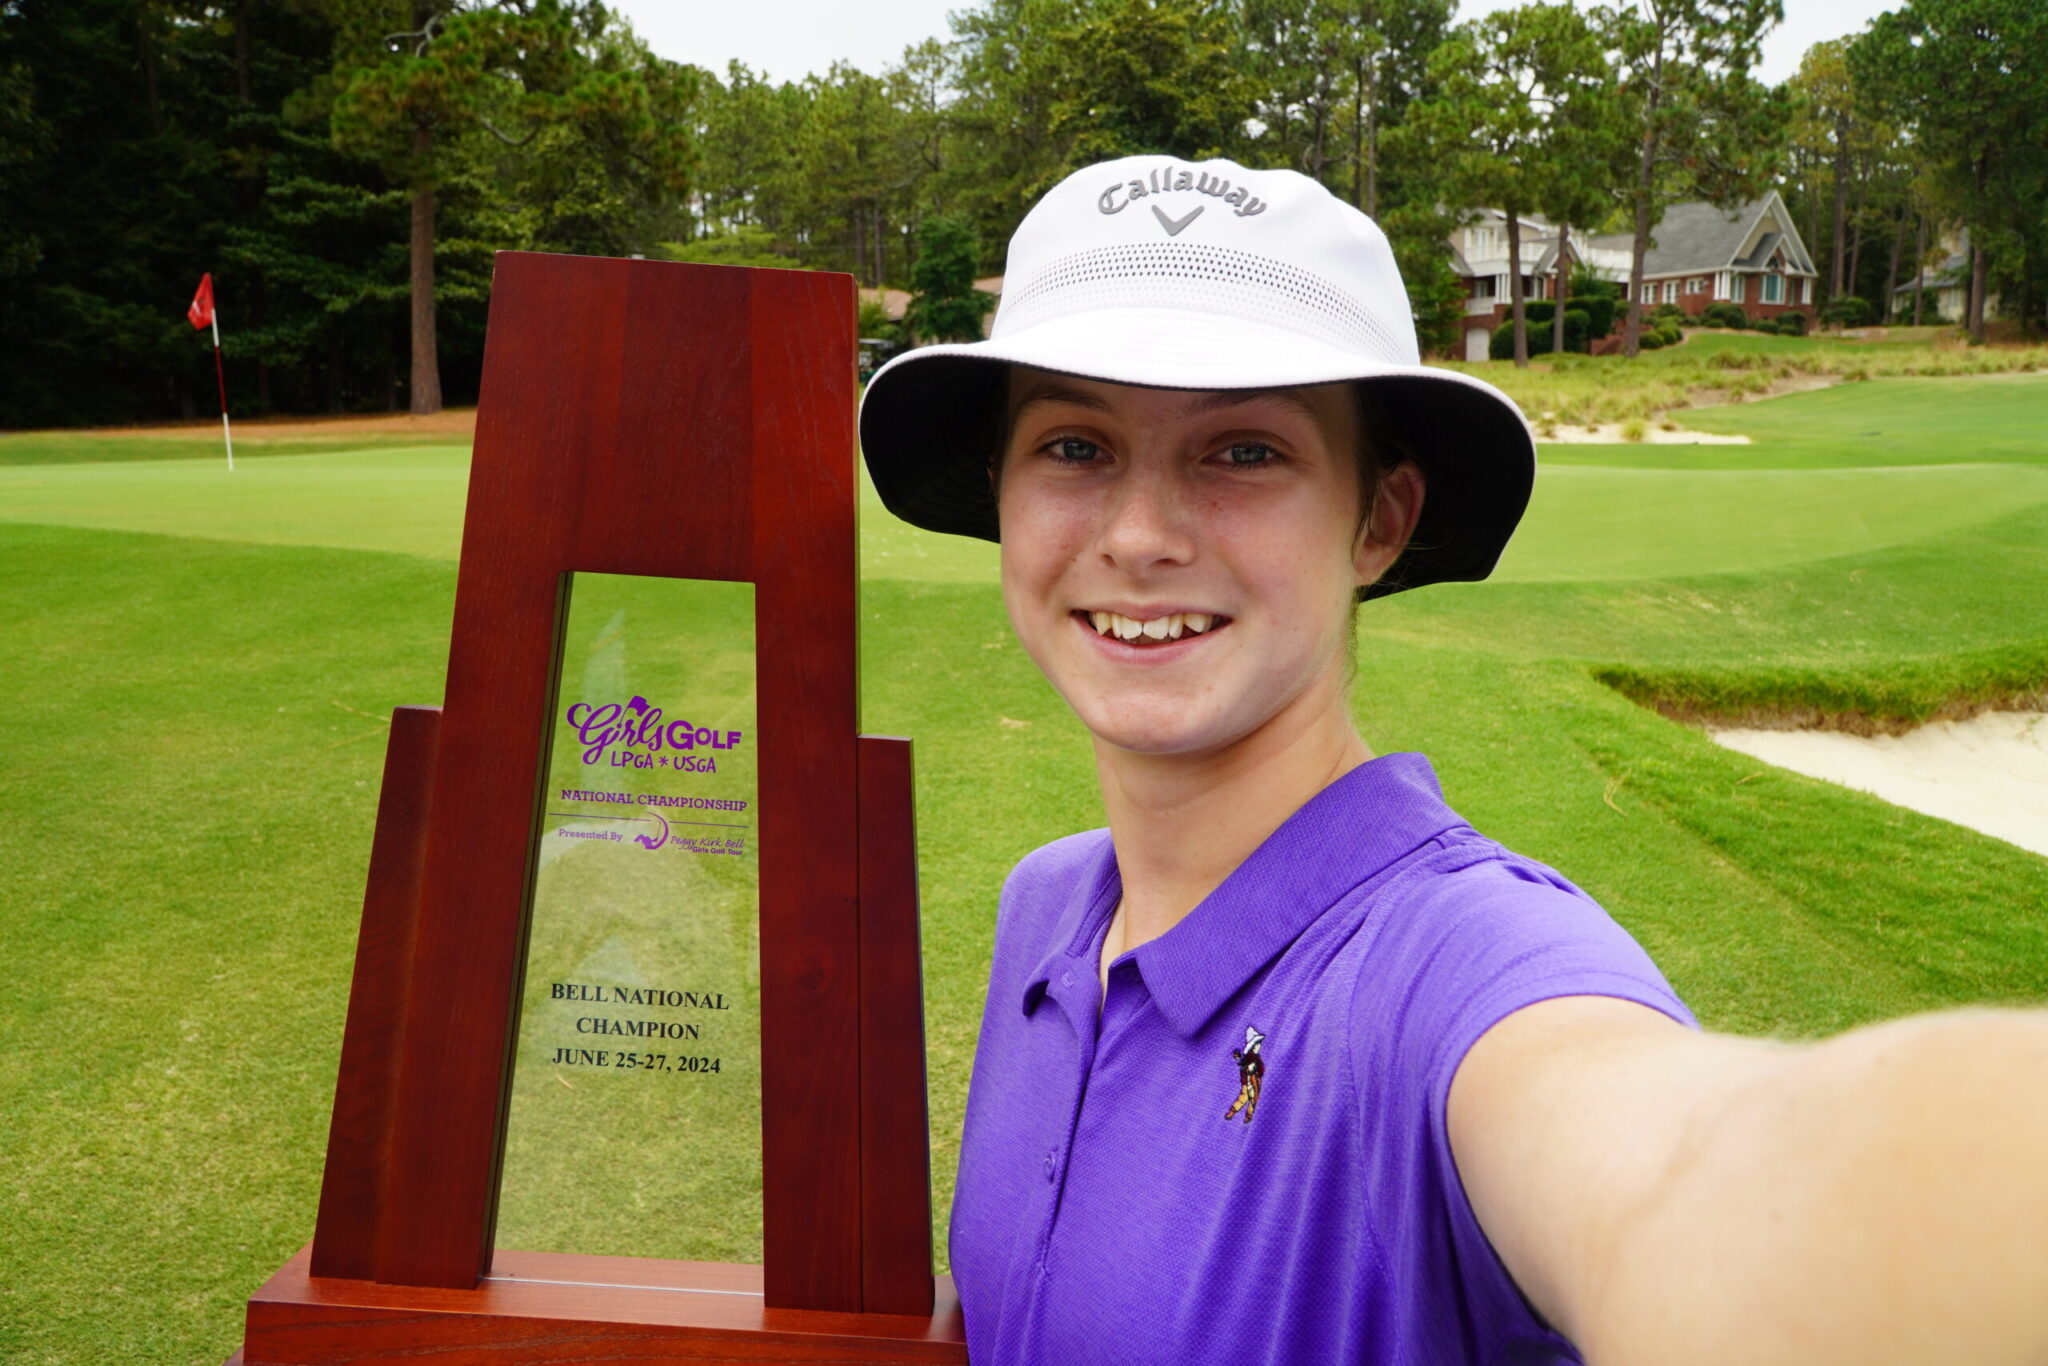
[226,253,967,1363]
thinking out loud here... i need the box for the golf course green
[3,362,2045,1364]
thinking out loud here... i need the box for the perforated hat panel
[997,243,1414,366]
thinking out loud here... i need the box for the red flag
[187,273,215,331]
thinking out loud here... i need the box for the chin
[1074,699,1243,758]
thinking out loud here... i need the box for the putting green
[0,445,473,560]
[1496,462,2048,582]
[0,442,1004,580]
[1681,375,2048,457]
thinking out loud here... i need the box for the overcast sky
[607,0,1897,88]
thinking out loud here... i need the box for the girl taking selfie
[858,157,2048,1366]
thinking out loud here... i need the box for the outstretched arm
[1449,996,2048,1365]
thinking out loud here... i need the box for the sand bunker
[1710,711,2048,858]
[1541,423,1751,444]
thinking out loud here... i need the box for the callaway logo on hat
[857,155,1537,599]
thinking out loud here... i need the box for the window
[1662,280,1679,305]
[1473,276,1495,299]
[1731,275,1746,303]
[1800,277,1812,304]
[1687,277,1709,294]
[1641,283,1656,304]
[1762,274,1784,304]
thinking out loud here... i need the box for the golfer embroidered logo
[1225,1025,1266,1124]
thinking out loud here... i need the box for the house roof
[1733,231,1781,270]
[1893,249,1969,294]
[1587,192,1816,278]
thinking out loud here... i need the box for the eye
[1043,436,1104,465]
[1220,441,1278,467]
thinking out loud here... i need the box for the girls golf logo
[1224,1025,1266,1124]
[565,697,744,772]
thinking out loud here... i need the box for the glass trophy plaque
[495,572,763,1265]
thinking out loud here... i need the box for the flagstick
[209,314,235,472]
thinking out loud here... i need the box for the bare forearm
[1586,1008,2048,1366]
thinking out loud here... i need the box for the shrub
[857,297,901,344]
[1650,302,1687,323]
[1569,268,1622,300]
[1655,323,1682,347]
[1700,302,1750,330]
[1637,328,1668,350]
[1898,288,1947,325]
[1489,316,1537,360]
[1570,295,1617,338]
[1490,307,1594,359]
[1821,295,1873,328]
[1774,313,1808,337]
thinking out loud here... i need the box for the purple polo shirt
[950,752,1695,1364]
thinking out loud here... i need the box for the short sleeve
[1349,844,1696,1356]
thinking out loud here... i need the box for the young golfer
[857,157,2048,1365]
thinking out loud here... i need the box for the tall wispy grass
[1437,333,2048,428]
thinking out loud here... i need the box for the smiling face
[996,368,1420,761]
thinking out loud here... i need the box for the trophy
[225,253,964,1363]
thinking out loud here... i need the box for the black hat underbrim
[858,355,1535,601]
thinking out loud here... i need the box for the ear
[1352,461,1426,590]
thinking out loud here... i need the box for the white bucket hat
[858,155,1536,599]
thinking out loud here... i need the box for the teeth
[1088,611,1220,641]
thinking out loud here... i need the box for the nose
[1095,456,1195,575]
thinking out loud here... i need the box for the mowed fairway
[4,372,2047,1364]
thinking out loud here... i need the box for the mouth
[1073,609,1231,648]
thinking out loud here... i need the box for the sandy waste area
[1541,423,1750,443]
[1711,711,2048,858]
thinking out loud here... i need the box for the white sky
[609,0,1895,88]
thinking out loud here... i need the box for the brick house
[1448,193,1817,360]
[1583,191,1817,327]
[1447,210,1583,361]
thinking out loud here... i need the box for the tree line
[2,0,2042,427]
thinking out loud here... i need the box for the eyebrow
[1176,388,1326,427]
[1009,381,1325,429]
[1009,380,1116,424]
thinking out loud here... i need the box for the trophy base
[227,1244,968,1364]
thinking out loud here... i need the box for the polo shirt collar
[1020,752,1465,1037]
